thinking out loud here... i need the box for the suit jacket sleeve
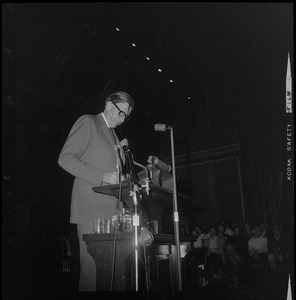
[58,115,106,186]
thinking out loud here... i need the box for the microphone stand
[154,123,182,290]
[168,126,182,291]
[132,183,140,291]
[124,149,150,291]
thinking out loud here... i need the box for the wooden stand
[82,232,195,291]
[82,232,146,291]
[92,183,190,233]
[85,183,192,291]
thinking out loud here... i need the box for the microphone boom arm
[133,160,150,195]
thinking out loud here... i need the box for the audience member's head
[224,222,234,236]
[191,226,201,237]
[218,224,225,234]
[233,226,241,237]
[202,225,209,233]
[253,224,262,238]
[244,222,252,233]
[209,224,217,237]
[272,224,281,236]
[260,222,267,231]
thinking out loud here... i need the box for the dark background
[2,3,293,297]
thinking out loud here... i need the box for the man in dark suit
[204,224,226,277]
[58,91,134,291]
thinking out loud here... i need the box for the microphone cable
[110,170,124,291]
[138,217,152,291]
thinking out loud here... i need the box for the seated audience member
[224,226,248,286]
[218,223,226,239]
[248,224,268,266]
[224,223,234,238]
[200,225,210,241]
[191,225,200,237]
[260,223,268,237]
[243,222,253,242]
[204,224,226,275]
[217,224,227,259]
[267,224,288,273]
[192,225,203,249]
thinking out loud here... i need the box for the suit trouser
[77,224,96,291]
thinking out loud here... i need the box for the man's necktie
[109,128,125,169]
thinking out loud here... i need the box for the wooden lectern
[92,182,190,233]
[82,232,145,291]
[82,182,191,291]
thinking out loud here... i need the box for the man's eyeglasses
[112,102,131,120]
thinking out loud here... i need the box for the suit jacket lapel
[96,114,125,165]
[96,114,117,155]
[110,128,125,164]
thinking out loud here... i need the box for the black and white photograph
[3,3,294,299]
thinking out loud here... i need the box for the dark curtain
[228,3,293,230]
[238,110,284,226]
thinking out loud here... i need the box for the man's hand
[103,171,118,184]
[120,138,129,149]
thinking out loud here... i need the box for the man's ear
[106,101,112,111]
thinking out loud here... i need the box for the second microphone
[148,155,172,173]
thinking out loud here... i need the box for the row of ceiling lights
[115,27,191,100]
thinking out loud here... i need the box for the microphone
[151,156,171,173]
[121,138,129,152]
[139,227,154,246]
[154,124,170,132]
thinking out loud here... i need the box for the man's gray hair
[105,91,134,111]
